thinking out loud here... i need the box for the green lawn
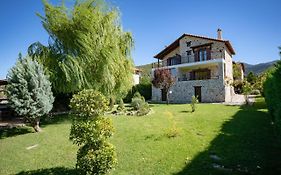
[1,98,280,175]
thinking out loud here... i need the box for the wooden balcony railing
[178,76,220,81]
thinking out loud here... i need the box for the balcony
[178,75,220,81]
[152,50,225,69]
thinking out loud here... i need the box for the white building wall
[133,74,140,85]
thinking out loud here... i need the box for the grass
[0,98,280,175]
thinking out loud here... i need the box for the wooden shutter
[207,47,211,60]
[190,71,195,80]
[194,50,199,62]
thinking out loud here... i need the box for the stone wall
[179,36,226,60]
[152,34,236,103]
[152,78,225,103]
[161,36,229,66]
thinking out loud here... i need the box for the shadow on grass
[175,100,281,175]
[40,114,72,126]
[16,167,79,175]
[180,110,192,113]
[0,114,72,139]
[0,126,33,139]
[144,134,165,141]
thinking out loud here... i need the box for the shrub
[131,97,145,110]
[166,127,181,138]
[131,92,145,110]
[165,111,181,138]
[133,91,143,99]
[70,90,108,117]
[250,89,260,95]
[69,89,116,174]
[137,102,150,116]
[232,80,244,94]
[6,56,54,132]
[243,81,252,105]
[70,117,114,146]
[130,92,150,116]
[76,141,117,175]
[190,96,198,112]
[264,61,281,134]
[123,80,152,103]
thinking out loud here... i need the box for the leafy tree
[252,67,274,96]
[29,0,134,99]
[123,78,152,103]
[243,81,252,105]
[70,89,117,174]
[233,63,242,80]
[6,56,54,132]
[246,71,257,85]
[152,69,176,104]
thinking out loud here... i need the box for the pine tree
[6,56,54,132]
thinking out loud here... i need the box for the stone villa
[152,29,241,103]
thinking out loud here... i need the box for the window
[196,70,209,80]
[194,47,211,62]
[186,41,191,47]
[186,50,192,55]
[167,55,181,66]
[199,49,207,61]
[190,69,211,80]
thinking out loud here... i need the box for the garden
[1,0,281,174]
[1,98,281,175]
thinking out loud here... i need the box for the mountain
[137,60,279,76]
[243,60,278,75]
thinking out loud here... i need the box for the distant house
[133,68,142,85]
[0,79,10,120]
[0,79,7,103]
[152,29,239,103]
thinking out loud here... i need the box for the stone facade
[152,78,225,103]
[152,31,236,103]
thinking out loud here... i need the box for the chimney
[217,28,222,40]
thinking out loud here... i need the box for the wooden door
[161,89,167,101]
[194,86,202,102]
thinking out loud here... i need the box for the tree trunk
[33,118,42,132]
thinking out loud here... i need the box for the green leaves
[69,89,117,174]
[190,95,198,112]
[264,61,281,133]
[70,117,114,146]
[30,0,134,98]
[76,142,117,175]
[70,89,109,117]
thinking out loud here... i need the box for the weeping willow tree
[28,0,134,98]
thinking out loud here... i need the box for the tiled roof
[0,79,7,86]
[154,33,235,59]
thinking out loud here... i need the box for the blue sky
[0,0,281,79]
